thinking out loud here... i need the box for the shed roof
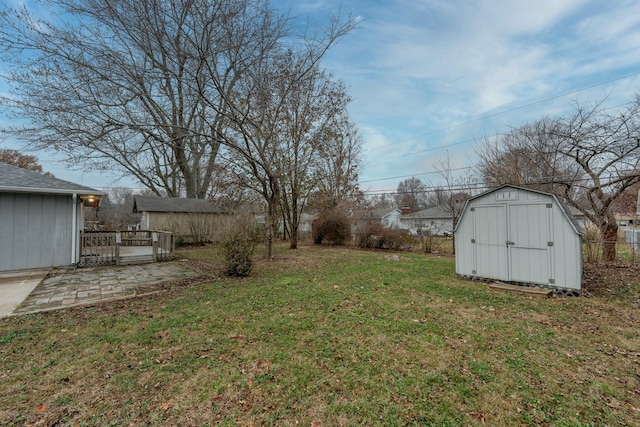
[133,196,222,214]
[0,162,103,196]
[455,185,585,235]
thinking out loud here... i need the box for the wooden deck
[79,230,175,267]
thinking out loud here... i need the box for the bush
[356,222,413,250]
[420,229,442,254]
[221,214,257,277]
[313,212,351,245]
[583,224,602,264]
[356,221,384,248]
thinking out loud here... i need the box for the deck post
[152,231,158,262]
[115,231,121,266]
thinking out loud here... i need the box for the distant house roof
[401,205,451,220]
[378,208,400,219]
[353,208,400,221]
[0,162,103,197]
[133,196,222,214]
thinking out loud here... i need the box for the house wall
[381,210,402,228]
[455,187,582,289]
[148,212,233,242]
[400,217,453,236]
[0,193,74,271]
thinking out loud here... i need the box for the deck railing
[79,230,175,267]
[80,231,117,266]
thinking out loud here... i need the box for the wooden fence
[79,230,175,267]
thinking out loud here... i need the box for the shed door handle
[506,240,515,246]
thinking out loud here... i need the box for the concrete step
[119,255,154,265]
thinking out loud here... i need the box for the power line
[365,70,640,152]
[359,166,473,184]
[360,172,640,197]
[362,135,495,165]
[359,97,640,185]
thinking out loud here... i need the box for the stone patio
[12,261,199,315]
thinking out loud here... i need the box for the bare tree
[552,98,640,261]
[272,58,353,249]
[477,96,640,261]
[0,0,285,198]
[611,182,640,214]
[477,119,583,197]
[215,17,358,259]
[395,177,429,212]
[313,117,363,211]
[91,187,141,230]
[367,193,396,211]
[433,154,475,253]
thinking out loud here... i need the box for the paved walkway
[0,269,50,317]
[6,261,199,316]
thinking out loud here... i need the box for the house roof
[353,208,400,221]
[379,208,401,219]
[401,205,451,220]
[133,196,222,214]
[0,162,103,197]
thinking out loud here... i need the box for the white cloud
[4,0,640,187]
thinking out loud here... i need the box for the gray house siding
[0,193,75,270]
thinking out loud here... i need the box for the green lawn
[1,244,638,426]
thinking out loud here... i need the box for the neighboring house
[400,205,453,236]
[296,212,317,241]
[615,213,636,227]
[352,208,403,233]
[0,162,103,271]
[298,213,317,234]
[564,205,593,229]
[380,208,403,228]
[132,196,229,243]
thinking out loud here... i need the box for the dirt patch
[582,262,640,299]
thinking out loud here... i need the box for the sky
[2,0,640,195]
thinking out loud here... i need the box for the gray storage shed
[0,163,103,271]
[454,185,584,290]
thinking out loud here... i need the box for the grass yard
[1,244,639,426]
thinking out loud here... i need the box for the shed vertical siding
[473,204,509,280]
[455,186,582,290]
[0,193,74,271]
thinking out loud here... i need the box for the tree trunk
[601,222,618,262]
[265,193,280,260]
[289,196,299,249]
[289,216,299,249]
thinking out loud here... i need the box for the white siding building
[399,206,452,236]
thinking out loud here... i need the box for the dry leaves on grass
[582,262,640,298]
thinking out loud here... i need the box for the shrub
[312,211,350,245]
[421,228,442,254]
[583,224,602,264]
[221,214,257,277]
[356,222,413,250]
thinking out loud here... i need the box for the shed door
[471,202,552,285]
[472,205,509,280]
[507,203,551,285]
